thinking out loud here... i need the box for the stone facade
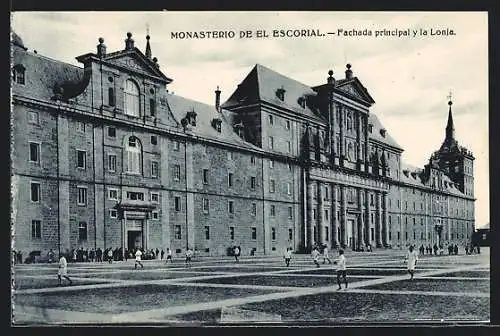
[10,31,475,258]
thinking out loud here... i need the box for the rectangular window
[268,136,274,150]
[270,179,275,193]
[126,192,144,201]
[405,231,408,240]
[151,135,157,145]
[324,186,329,201]
[175,225,182,239]
[228,200,234,214]
[174,164,181,181]
[203,169,209,184]
[108,188,118,200]
[286,141,291,153]
[77,187,87,205]
[288,228,293,240]
[203,198,209,213]
[271,227,276,240]
[174,196,181,211]
[325,209,329,220]
[269,159,274,168]
[252,203,257,216]
[78,221,87,241]
[28,111,39,124]
[325,227,329,241]
[370,194,374,206]
[30,182,40,202]
[371,228,375,241]
[151,161,159,178]
[268,115,274,125]
[288,206,293,219]
[398,232,401,240]
[76,121,85,133]
[228,173,233,187]
[405,201,408,210]
[270,205,276,217]
[152,211,159,220]
[251,227,257,240]
[31,220,41,239]
[251,176,256,189]
[77,150,86,169]
[313,209,316,220]
[287,182,291,195]
[228,151,234,160]
[108,154,117,172]
[108,87,115,106]
[108,127,116,137]
[29,142,40,163]
[286,120,291,130]
[110,209,117,218]
[230,227,235,240]
[173,141,180,151]
[204,226,210,240]
[389,231,392,240]
[251,156,256,165]
[150,192,159,203]
[150,98,156,117]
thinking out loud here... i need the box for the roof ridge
[21,51,83,70]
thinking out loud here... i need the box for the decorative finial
[125,32,135,50]
[98,37,104,44]
[127,32,132,38]
[97,37,107,57]
[327,69,335,84]
[447,91,453,105]
[345,64,353,79]
[153,57,158,63]
[346,63,351,69]
[328,70,333,76]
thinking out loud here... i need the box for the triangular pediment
[104,49,172,83]
[336,78,375,105]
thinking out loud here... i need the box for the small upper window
[151,135,158,145]
[108,127,116,137]
[276,87,286,101]
[268,115,274,125]
[13,64,25,85]
[28,111,39,124]
[76,121,85,133]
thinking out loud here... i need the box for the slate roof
[165,93,260,150]
[222,64,325,122]
[400,162,465,196]
[368,113,403,151]
[11,44,84,101]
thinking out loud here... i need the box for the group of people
[308,246,347,290]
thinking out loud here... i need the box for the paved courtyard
[11,248,490,325]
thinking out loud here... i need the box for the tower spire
[445,92,455,141]
[145,24,152,59]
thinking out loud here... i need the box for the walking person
[161,249,165,260]
[283,247,292,267]
[185,247,193,268]
[334,249,348,290]
[134,248,144,269]
[58,254,72,286]
[322,244,332,264]
[311,246,321,268]
[166,248,173,263]
[107,248,113,264]
[404,245,419,280]
[233,246,240,263]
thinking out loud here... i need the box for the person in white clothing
[334,249,347,290]
[311,247,321,268]
[185,247,193,267]
[58,254,72,286]
[404,245,419,280]
[283,248,292,267]
[134,248,144,269]
[322,245,332,264]
[166,248,173,263]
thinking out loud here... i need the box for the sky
[11,11,489,228]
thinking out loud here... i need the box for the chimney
[125,32,135,50]
[345,63,353,79]
[97,37,106,57]
[215,86,221,111]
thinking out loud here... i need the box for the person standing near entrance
[58,254,72,286]
[185,247,193,267]
[283,247,292,267]
[404,245,419,280]
[233,246,240,263]
[311,246,321,268]
[322,244,332,264]
[134,248,144,269]
[166,248,173,263]
[334,249,348,290]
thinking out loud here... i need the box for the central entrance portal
[346,219,355,249]
[126,219,144,250]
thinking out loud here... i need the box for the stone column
[376,191,383,247]
[357,113,363,170]
[364,189,370,247]
[363,115,369,173]
[358,188,365,250]
[317,180,323,245]
[306,181,314,249]
[331,183,338,248]
[339,105,345,165]
[340,185,347,247]
[331,103,337,160]
[383,192,389,247]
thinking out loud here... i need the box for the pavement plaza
[12,248,490,325]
